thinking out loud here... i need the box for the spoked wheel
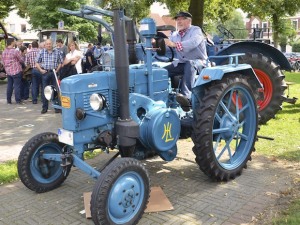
[192,75,258,181]
[91,157,150,225]
[18,132,70,193]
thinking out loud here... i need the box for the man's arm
[164,39,176,48]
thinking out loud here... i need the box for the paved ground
[0,81,299,225]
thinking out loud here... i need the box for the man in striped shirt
[2,38,24,104]
[36,39,63,114]
[25,41,41,104]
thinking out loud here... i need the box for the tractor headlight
[90,93,106,111]
[44,85,58,101]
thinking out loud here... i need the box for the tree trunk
[272,14,280,48]
[188,0,204,27]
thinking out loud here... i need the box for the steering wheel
[217,24,235,39]
[154,38,174,62]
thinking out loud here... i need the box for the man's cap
[174,11,192,19]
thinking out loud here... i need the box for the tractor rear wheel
[192,74,258,181]
[91,157,150,225]
[240,53,287,124]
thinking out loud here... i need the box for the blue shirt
[36,48,63,70]
[170,25,208,67]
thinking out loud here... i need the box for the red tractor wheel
[240,53,287,124]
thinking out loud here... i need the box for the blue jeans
[21,77,30,100]
[41,71,56,110]
[164,61,197,100]
[31,68,42,103]
[7,72,22,103]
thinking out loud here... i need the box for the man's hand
[164,39,176,48]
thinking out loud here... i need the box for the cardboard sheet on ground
[83,186,173,219]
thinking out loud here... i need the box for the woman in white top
[63,41,83,74]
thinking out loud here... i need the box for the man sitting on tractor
[164,11,208,109]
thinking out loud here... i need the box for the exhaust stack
[113,9,139,147]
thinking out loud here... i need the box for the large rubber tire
[18,132,70,193]
[91,158,150,225]
[240,53,287,124]
[192,75,258,181]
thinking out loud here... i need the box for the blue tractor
[18,8,262,225]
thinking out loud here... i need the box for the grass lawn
[255,71,300,224]
[0,160,18,185]
[256,72,300,161]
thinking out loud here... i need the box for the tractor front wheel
[91,157,150,225]
[18,132,70,193]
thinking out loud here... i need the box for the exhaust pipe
[113,9,139,147]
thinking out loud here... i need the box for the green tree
[0,0,14,19]
[98,0,153,22]
[278,19,297,52]
[14,0,98,42]
[223,10,248,39]
[238,0,300,47]
[292,40,300,52]
[157,0,238,34]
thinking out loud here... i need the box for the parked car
[284,52,300,71]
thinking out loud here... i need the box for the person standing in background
[15,40,23,51]
[25,41,41,104]
[60,41,83,79]
[19,46,30,101]
[84,43,96,73]
[56,39,68,60]
[35,39,63,114]
[27,44,32,52]
[2,39,24,104]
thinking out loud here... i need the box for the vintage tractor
[209,25,297,124]
[38,28,78,47]
[18,8,262,225]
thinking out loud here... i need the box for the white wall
[4,9,38,42]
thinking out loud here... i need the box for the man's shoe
[176,93,191,112]
[41,109,48,114]
[7,101,12,104]
[32,100,37,104]
[16,101,25,105]
[55,109,62,113]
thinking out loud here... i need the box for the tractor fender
[194,64,262,90]
[214,42,292,71]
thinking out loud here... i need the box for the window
[262,22,268,32]
[21,24,26,32]
[10,24,15,33]
[252,23,259,28]
[292,20,298,31]
[251,18,260,29]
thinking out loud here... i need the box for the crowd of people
[1,10,207,114]
[0,38,108,114]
